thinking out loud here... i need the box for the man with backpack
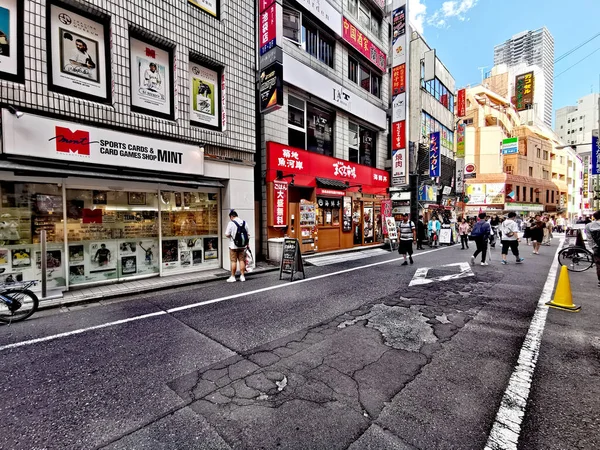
[500,212,525,265]
[225,209,250,282]
[585,210,600,287]
[470,212,491,266]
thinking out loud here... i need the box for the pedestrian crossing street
[304,248,391,266]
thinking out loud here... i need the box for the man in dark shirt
[94,244,111,266]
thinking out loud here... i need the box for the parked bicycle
[557,246,595,272]
[0,269,39,323]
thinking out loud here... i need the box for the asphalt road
[0,240,593,449]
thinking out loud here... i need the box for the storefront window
[65,189,159,285]
[0,182,66,290]
[316,198,341,226]
[307,104,334,157]
[359,128,376,167]
[160,191,219,273]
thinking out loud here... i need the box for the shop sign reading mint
[2,110,204,175]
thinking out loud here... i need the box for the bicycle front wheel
[0,289,39,323]
[558,247,594,272]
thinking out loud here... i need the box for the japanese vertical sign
[583,155,589,198]
[342,18,386,72]
[258,0,283,115]
[273,180,288,227]
[592,135,599,176]
[514,71,534,111]
[380,200,392,236]
[429,132,441,178]
[390,1,408,186]
[457,88,466,117]
[456,122,466,158]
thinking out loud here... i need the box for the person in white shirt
[224,209,250,282]
[501,212,524,265]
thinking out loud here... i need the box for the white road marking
[0,246,449,352]
[409,262,474,286]
[485,239,564,450]
[306,248,390,266]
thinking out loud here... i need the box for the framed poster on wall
[188,0,218,19]
[189,60,221,130]
[0,0,24,82]
[130,35,174,119]
[47,1,111,103]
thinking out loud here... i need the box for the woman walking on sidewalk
[530,220,545,255]
[458,218,470,250]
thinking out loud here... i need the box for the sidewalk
[39,244,388,311]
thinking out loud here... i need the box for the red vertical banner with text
[273,180,288,227]
[380,200,392,235]
[391,1,408,186]
[457,88,466,117]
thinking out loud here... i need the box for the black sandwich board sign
[279,238,306,281]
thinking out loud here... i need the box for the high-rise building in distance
[494,27,554,127]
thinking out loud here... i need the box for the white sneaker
[240,274,246,282]
[481,262,488,266]
[227,276,236,283]
[470,256,475,265]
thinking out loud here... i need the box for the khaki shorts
[229,248,246,262]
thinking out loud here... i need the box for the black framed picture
[129,31,174,120]
[46,1,111,103]
[92,190,107,205]
[128,192,146,205]
[0,0,24,83]
[189,59,223,131]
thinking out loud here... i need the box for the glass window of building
[370,14,381,39]
[160,191,219,274]
[348,122,359,163]
[0,181,66,289]
[370,73,381,98]
[302,20,335,68]
[358,4,370,30]
[283,7,302,43]
[65,189,160,285]
[316,197,341,227]
[348,57,358,83]
[359,64,370,91]
[346,0,358,17]
[307,104,334,157]
[288,95,306,149]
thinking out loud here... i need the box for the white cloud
[408,0,428,35]
[428,0,479,28]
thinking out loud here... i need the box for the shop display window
[0,182,66,290]
[160,191,219,272]
[316,198,341,227]
[65,189,159,285]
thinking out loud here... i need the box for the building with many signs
[457,84,582,220]
[493,27,554,128]
[0,0,256,296]
[405,32,456,221]
[258,0,392,256]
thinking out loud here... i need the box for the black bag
[233,220,249,248]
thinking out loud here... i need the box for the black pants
[473,237,487,262]
[417,238,424,249]
[501,240,520,258]
[460,235,469,248]
[594,253,600,282]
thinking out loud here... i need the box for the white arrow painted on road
[409,262,474,287]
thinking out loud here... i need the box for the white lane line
[0,246,449,352]
[485,239,564,450]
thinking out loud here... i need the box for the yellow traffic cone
[546,265,581,312]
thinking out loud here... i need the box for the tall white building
[555,93,599,152]
[494,27,554,127]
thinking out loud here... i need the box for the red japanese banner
[392,64,405,96]
[342,17,386,72]
[259,0,275,13]
[259,4,278,55]
[392,121,406,150]
[457,89,466,117]
[266,142,389,189]
[273,180,288,227]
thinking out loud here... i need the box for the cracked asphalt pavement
[0,243,583,449]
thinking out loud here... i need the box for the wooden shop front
[265,141,389,254]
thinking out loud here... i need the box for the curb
[38,265,281,312]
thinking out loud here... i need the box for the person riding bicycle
[585,210,600,287]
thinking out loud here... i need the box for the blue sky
[409,0,600,119]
